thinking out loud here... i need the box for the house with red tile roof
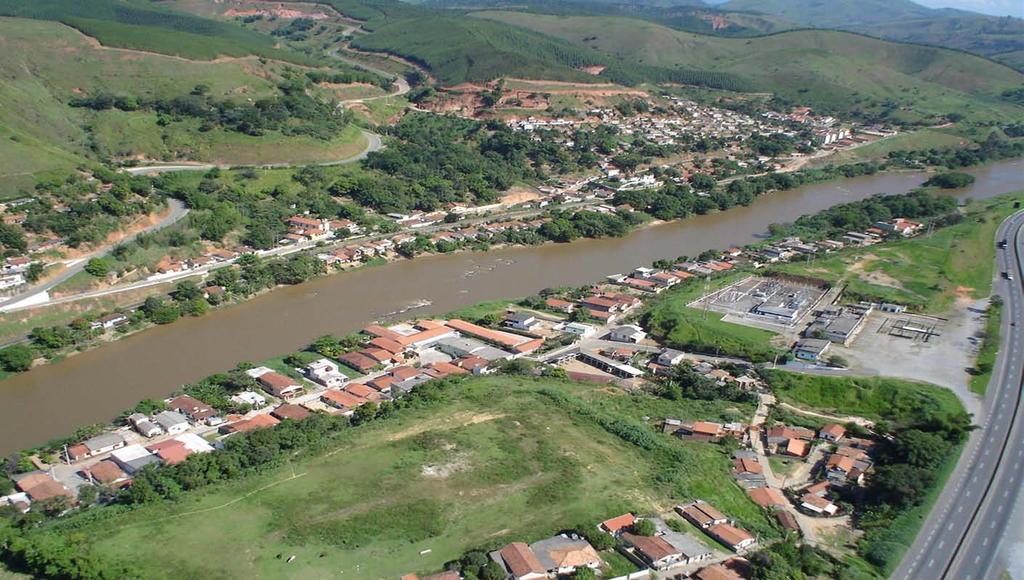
[321,389,368,414]
[339,351,379,374]
[219,414,280,435]
[492,542,547,580]
[256,372,304,399]
[600,512,637,535]
[271,404,312,422]
[147,439,191,465]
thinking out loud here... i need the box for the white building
[305,358,347,388]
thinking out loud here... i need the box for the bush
[0,344,34,372]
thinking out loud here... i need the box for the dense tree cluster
[71,79,351,141]
[767,189,957,241]
[657,365,756,403]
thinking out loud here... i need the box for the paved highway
[896,209,1024,580]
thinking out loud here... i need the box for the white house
[230,391,268,408]
[657,349,686,366]
[154,411,190,435]
[609,324,647,343]
[305,358,347,388]
[128,413,163,438]
[505,312,539,331]
[563,322,596,338]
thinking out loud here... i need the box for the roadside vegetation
[969,297,1003,395]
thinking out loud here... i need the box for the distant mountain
[719,0,1024,68]
[421,0,794,36]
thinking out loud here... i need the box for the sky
[913,0,1023,17]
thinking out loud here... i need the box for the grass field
[641,272,781,362]
[472,11,1024,124]
[49,375,769,578]
[823,129,969,165]
[775,191,1024,313]
[763,370,966,425]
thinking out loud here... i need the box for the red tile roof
[747,487,786,508]
[600,512,636,533]
[498,542,546,578]
[86,460,128,484]
[147,440,191,465]
[271,404,312,421]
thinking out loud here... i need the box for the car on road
[998,239,1008,248]
[1004,271,1014,280]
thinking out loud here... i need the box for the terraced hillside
[473,11,1024,123]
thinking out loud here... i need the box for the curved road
[0,199,190,310]
[896,209,1024,580]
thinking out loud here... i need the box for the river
[1,159,1021,455]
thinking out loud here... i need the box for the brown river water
[1,160,1021,455]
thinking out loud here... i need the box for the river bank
[0,158,1019,454]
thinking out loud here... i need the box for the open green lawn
[763,370,965,425]
[775,191,1024,313]
[641,272,781,362]
[50,376,770,578]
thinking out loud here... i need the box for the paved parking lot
[829,302,987,416]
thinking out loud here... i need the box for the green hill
[318,0,748,88]
[0,17,361,196]
[473,11,1024,123]
[720,0,1024,69]
[0,0,315,64]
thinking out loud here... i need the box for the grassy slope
[774,191,1024,313]
[472,11,1024,122]
[764,370,965,424]
[0,0,313,64]
[68,376,765,578]
[0,17,362,195]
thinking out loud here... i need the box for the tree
[827,355,848,368]
[924,171,975,189]
[480,560,507,580]
[173,281,203,302]
[77,484,98,506]
[0,344,34,372]
[571,568,597,580]
[26,262,44,283]
[632,518,656,536]
[84,257,111,277]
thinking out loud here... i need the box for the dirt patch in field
[848,255,907,290]
[421,453,471,478]
[954,286,976,306]
[385,412,506,442]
